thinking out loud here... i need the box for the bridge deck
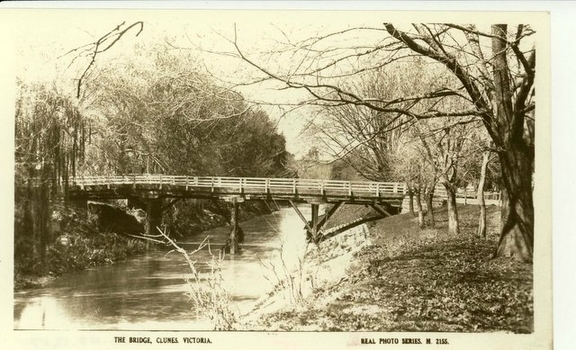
[69,175,406,204]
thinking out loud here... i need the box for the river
[14,206,317,330]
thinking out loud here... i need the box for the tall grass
[259,242,308,307]
[156,228,238,330]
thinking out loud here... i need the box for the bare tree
[307,64,422,182]
[232,23,536,261]
[415,118,479,235]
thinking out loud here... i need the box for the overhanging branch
[72,21,144,99]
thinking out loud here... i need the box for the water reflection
[14,206,317,330]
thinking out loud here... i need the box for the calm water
[14,206,316,330]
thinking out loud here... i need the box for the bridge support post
[224,196,244,255]
[144,198,163,238]
[230,198,239,254]
[310,203,319,242]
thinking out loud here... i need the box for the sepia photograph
[0,2,562,349]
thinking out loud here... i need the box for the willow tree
[15,82,89,272]
[233,23,536,261]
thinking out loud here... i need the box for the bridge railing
[432,186,501,201]
[69,175,406,198]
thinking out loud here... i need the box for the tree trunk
[415,188,425,229]
[477,151,490,238]
[425,186,435,228]
[490,25,534,262]
[444,183,460,235]
[493,147,534,261]
[144,198,163,250]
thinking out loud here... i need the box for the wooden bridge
[68,175,405,203]
[69,175,406,252]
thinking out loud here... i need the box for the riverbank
[14,205,148,290]
[14,199,278,291]
[239,204,533,333]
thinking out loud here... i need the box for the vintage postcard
[0,2,555,350]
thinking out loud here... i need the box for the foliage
[164,198,275,239]
[288,147,333,179]
[15,81,89,184]
[313,60,455,182]
[47,232,146,275]
[330,156,366,181]
[14,82,91,273]
[82,45,290,178]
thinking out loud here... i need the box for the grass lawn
[252,204,533,333]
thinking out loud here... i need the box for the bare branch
[384,23,491,122]
[73,21,144,99]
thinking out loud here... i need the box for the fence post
[348,181,352,196]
